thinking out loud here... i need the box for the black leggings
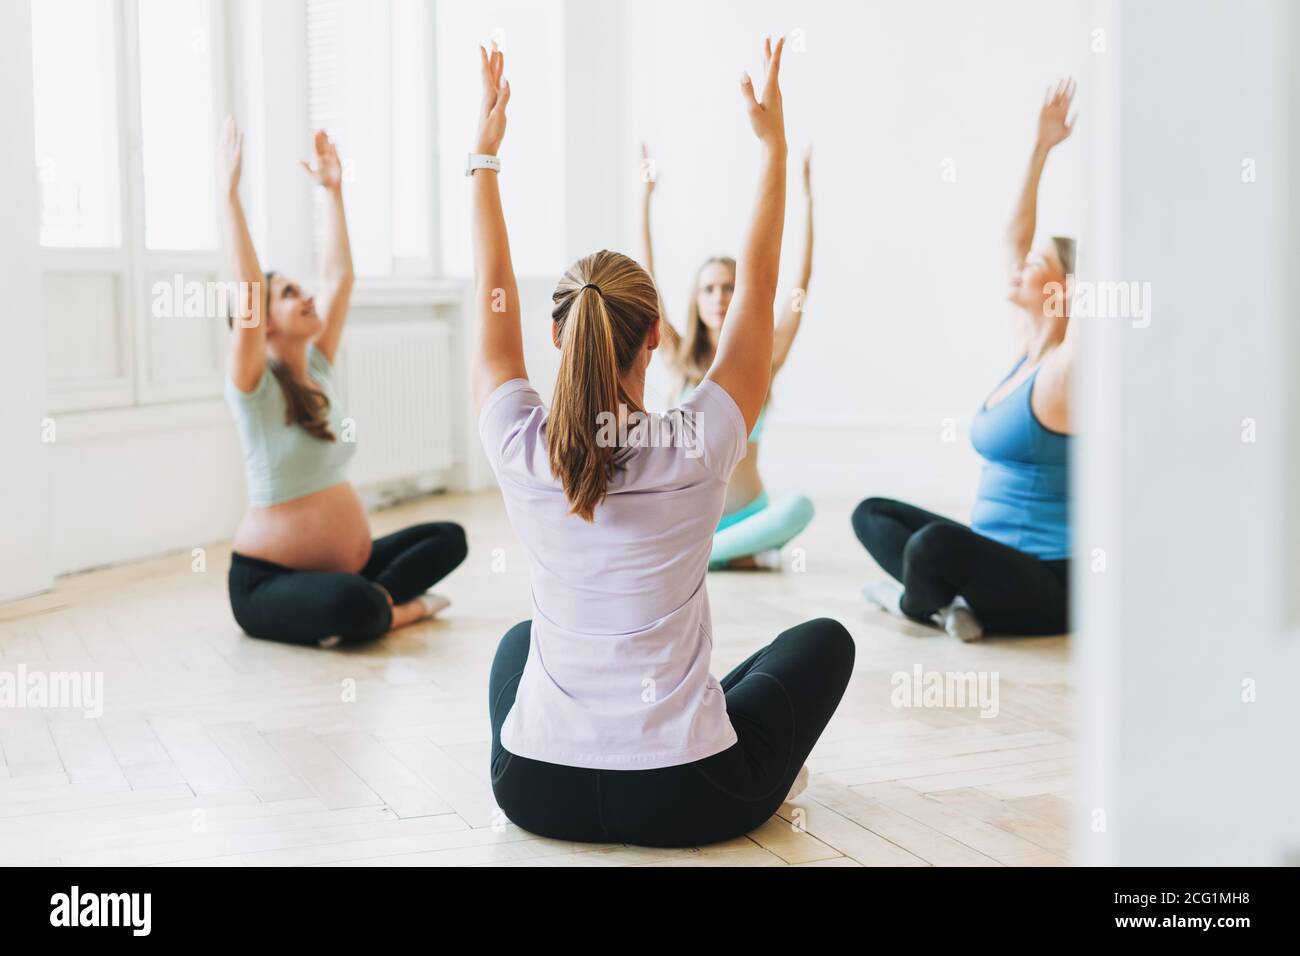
[851,497,1068,635]
[228,522,468,647]
[488,617,855,848]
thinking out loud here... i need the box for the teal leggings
[709,492,815,569]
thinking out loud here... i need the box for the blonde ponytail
[548,251,659,521]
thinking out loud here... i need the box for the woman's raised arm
[1006,78,1075,276]
[638,142,681,358]
[704,37,788,433]
[772,147,813,376]
[302,130,355,363]
[469,43,526,411]
[218,117,267,392]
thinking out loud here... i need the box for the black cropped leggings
[851,497,1069,635]
[488,617,855,848]
[228,522,467,648]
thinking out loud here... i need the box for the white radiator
[338,322,454,488]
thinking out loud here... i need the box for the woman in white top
[470,40,854,847]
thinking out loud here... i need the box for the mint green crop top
[225,345,356,507]
[678,384,766,443]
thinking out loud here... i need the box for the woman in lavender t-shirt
[468,39,854,847]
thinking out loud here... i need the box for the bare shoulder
[1032,343,1072,434]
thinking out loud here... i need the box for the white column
[1075,0,1300,865]
[0,0,54,600]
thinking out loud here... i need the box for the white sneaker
[861,579,904,616]
[416,593,451,620]
[785,765,810,803]
[939,597,984,642]
[753,549,783,570]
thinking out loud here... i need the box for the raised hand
[475,42,510,155]
[219,116,243,198]
[300,130,344,192]
[1037,78,1077,150]
[740,36,786,150]
[640,142,657,196]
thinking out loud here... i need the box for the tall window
[31,0,227,411]
[137,0,219,251]
[306,0,437,277]
[31,0,122,249]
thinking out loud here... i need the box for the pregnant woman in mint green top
[217,120,466,648]
[640,146,815,570]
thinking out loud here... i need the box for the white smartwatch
[465,153,501,176]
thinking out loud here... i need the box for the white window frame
[38,0,231,414]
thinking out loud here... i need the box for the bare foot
[389,600,424,629]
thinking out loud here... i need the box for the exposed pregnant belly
[232,482,373,573]
[723,444,765,515]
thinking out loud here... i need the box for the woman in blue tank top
[639,146,816,570]
[851,79,1079,641]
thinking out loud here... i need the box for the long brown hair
[549,251,658,522]
[228,270,335,442]
[675,255,736,390]
[1050,237,1078,321]
[1051,236,1077,277]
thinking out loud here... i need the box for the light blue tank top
[224,345,356,507]
[678,384,766,443]
[969,358,1070,560]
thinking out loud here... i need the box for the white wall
[0,0,54,600]
[1075,0,1300,865]
[563,0,628,263]
[622,0,1082,500]
[436,0,568,279]
[48,405,246,572]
